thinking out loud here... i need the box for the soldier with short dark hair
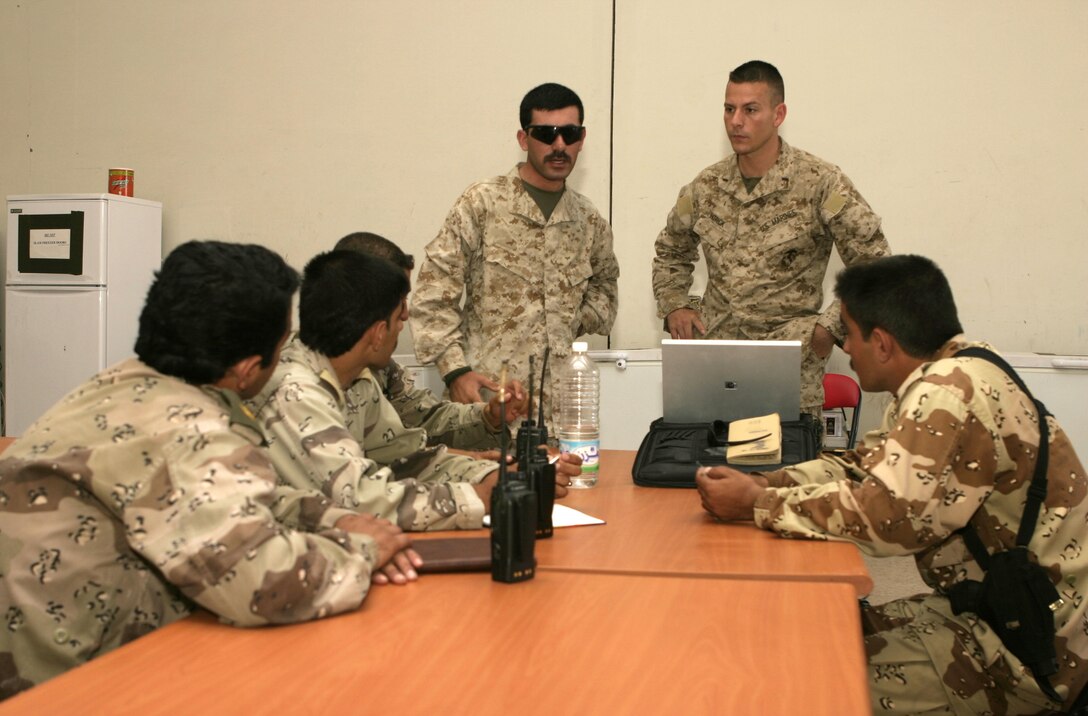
[247,250,580,532]
[410,82,620,441]
[0,241,417,700]
[696,255,1088,714]
[653,60,891,422]
[334,232,523,456]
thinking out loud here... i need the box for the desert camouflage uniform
[247,336,497,531]
[0,359,378,699]
[753,338,1088,714]
[410,165,619,438]
[377,358,501,451]
[652,140,889,414]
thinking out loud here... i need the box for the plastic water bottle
[558,341,600,488]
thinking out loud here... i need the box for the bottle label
[559,438,600,474]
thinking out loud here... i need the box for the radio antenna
[526,354,536,427]
[498,360,509,484]
[538,347,550,428]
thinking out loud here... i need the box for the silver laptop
[661,339,802,423]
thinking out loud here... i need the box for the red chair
[823,373,862,448]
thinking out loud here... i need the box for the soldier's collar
[732,146,792,201]
[510,165,577,226]
[217,388,268,447]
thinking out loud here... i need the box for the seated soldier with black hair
[696,254,1088,714]
[0,241,417,700]
[333,231,521,455]
[248,249,580,533]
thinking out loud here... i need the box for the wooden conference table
[0,444,872,714]
[415,450,873,596]
[534,450,873,595]
[1,573,867,715]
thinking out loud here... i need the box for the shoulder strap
[954,347,1050,549]
[952,348,1065,710]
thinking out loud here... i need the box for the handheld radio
[490,360,538,583]
[516,352,555,538]
[515,349,549,458]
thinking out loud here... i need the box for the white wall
[612,1,1088,354]
[0,0,615,355]
[3,1,1087,363]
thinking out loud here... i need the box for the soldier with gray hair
[652,60,890,422]
[410,82,620,439]
[0,241,417,700]
[696,255,1088,714]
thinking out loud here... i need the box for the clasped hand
[694,466,767,522]
[334,513,421,586]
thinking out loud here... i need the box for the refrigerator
[3,194,162,436]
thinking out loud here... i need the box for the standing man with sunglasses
[411,82,619,440]
[652,60,890,424]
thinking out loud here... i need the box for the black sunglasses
[525,124,585,145]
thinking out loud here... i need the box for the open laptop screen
[661,339,801,423]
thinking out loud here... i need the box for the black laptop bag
[631,414,820,488]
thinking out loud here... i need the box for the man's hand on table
[472,448,583,504]
[335,513,422,585]
[549,450,582,499]
[695,466,767,522]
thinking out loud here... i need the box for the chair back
[823,373,861,409]
[822,373,863,448]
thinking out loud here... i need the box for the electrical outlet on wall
[823,411,846,449]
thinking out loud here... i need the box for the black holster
[948,547,1062,700]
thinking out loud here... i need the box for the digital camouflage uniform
[247,336,498,531]
[410,165,620,438]
[377,358,501,451]
[753,338,1088,714]
[0,359,379,699]
[652,140,890,415]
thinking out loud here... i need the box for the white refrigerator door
[6,196,107,286]
[3,286,106,436]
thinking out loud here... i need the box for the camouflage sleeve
[815,299,847,342]
[410,192,480,378]
[261,369,495,531]
[145,428,378,627]
[816,172,891,341]
[752,382,1006,557]
[267,483,374,532]
[652,182,701,319]
[576,211,619,336]
[383,361,500,450]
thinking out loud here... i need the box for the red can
[108,168,134,197]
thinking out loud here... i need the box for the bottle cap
[572,341,588,352]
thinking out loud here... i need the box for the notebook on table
[661,339,802,423]
[412,537,491,574]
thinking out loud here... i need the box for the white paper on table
[551,503,605,527]
[483,503,605,528]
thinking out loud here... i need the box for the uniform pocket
[480,235,533,290]
[758,224,816,277]
[693,216,732,252]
